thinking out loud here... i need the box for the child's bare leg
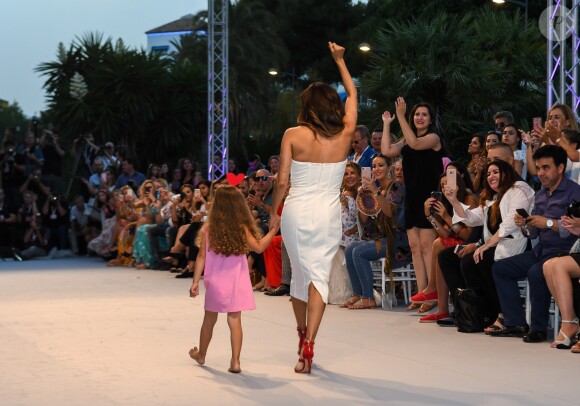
[227,311,242,373]
[189,310,218,365]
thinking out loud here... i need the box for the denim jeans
[345,238,387,299]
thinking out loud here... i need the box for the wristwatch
[546,218,554,229]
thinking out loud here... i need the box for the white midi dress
[281,159,346,304]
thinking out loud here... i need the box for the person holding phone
[381,99,448,297]
[443,160,534,331]
[412,164,478,321]
[466,134,486,194]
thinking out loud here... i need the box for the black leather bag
[454,288,487,333]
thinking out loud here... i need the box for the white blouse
[452,181,535,260]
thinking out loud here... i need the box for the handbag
[454,288,489,333]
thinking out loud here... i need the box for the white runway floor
[0,257,577,405]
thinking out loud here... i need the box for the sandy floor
[0,257,577,405]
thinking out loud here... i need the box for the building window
[151,46,169,55]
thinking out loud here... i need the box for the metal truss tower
[207,0,229,180]
[547,1,580,120]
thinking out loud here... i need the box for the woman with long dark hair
[270,42,357,374]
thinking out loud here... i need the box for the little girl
[189,184,280,373]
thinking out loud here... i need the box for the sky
[0,0,207,117]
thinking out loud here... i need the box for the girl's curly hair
[196,184,262,256]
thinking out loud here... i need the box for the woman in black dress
[381,97,445,301]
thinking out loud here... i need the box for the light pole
[268,67,296,124]
[492,0,529,25]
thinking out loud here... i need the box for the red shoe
[410,290,438,303]
[419,312,450,323]
[297,328,306,355]
[295,339,314,374]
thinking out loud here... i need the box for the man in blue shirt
[347,125,375,169]
[114,157,146,190]
[491,145,580,342]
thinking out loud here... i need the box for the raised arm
[394,97,440,151]
[329,42,357,132]
[381,110,404,157]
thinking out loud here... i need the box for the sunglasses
[257,176,269,181]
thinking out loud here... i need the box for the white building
[145,14,206,56]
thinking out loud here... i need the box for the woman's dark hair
[470,134,486,155]
[503,124,522,149]
[409,102,437,136]
[297,82,345,139]
[480,159,518,229]
[372,153,392,167]
[563,129,580,147]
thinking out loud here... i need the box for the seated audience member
[555,129,580,184]
[133,180,162,269]
[501,124,526,179]
[246,154,266,176]
[493,111,514,133]
[146,185,173,269]
[114,157,146,190]
[344,154,404,309]
[268,155,280,176]
[147,163,160,180]
[525,104,580,177]
[412,164,478,321]
[443,160,534,330]
[101,167,117,193]
[371,128,383,154]
[247,168,273,290]
[491,145,580,343]
[41,193,68,251]
[542,214,580,351]
[70,194,90,255]
[177,158,196,189]
[107,186,139,266]
[228,158,239,175]
[159,162,172,183]
[88,191,118,258]
[348,125,374,168]
[485,131,500,153]
[467,134,486,194]
[328,162,361,305]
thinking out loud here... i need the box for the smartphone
[446,168,457,189]
[516,208,529,218]
[430,191,443,214]
[361,167,371,181]
[155,190,161,200]
[532,117,542,129]
[454,244,467,254]
[194,188,201,198]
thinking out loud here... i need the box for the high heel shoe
[297,328,306,355]
[295,339,314,374]
[551,317,579,349]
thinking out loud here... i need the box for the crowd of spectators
[3,102,580,352]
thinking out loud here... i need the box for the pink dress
[203,232,256,313]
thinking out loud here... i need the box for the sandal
[406,302,422,311]
[571,341,580,353]
[417,301,437,314]
[340,295,362,308]
[484,317,505,335]
[552,317,580,349]
[348,298,377,310]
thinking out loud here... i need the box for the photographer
[19,168,50,208]
[0,188,18,248]
[70,133,98,179]
[42,193,68,251]
[97,142,120,171]
[40,130,65,196]
[0,139,25,208]
[17,132,44,176]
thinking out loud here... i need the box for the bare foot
[228,360,241,373]
[189,347,205,365]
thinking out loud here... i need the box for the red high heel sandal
[297,328,306,355]
[295,339,314,374]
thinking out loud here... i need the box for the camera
[567,200,580,218]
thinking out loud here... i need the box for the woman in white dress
[270,42,357,374]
